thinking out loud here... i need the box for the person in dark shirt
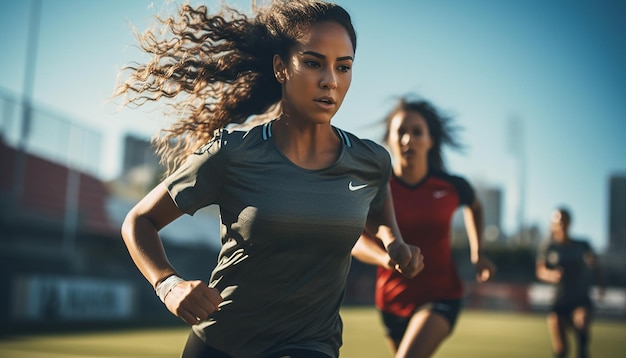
[115,1,424,357]
[536,207,605,358]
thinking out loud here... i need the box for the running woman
[116,2,424,357]
[352,96,496,358]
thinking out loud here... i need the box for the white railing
[0,88,102,177]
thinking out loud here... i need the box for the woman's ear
[273,54,286,84]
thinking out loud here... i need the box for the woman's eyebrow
[301,50,353,61]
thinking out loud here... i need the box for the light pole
[12,0,42,204]
[507,116,527,245]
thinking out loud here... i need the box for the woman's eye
[338,65,351,72]
[305,60,321,68]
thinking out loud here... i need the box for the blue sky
[1,0,625,252]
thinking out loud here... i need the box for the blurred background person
[536,207,605,358]
[352,95,496,358]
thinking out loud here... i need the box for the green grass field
[1,308,625,357]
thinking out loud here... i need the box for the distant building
[609,174,626,254]
[113,135,163,199]
[451,184,503,245]
[122,135,160,173]
[476,186,503,242]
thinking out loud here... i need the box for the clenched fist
[386,241,424,278]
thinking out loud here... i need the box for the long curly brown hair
[115,0,356,175]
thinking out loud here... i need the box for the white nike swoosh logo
[433,190,447,198]
[349,181,368,191]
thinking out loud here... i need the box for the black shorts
[182,331,333,358]
[550,296,593,318]
[380,299,463,341]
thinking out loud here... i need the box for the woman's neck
[394,160,429,185]
[272,118,341,170]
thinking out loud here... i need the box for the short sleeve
[581,240,593,254]
[163,130,228,215]
[449,175,475,206]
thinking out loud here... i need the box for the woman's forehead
[293,21,354,56]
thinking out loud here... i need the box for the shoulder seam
[335,127,352,147]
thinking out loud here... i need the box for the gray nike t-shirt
[164,121,391,358]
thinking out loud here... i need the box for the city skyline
[1,0,625,251]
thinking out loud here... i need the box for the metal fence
[0,88,102,177]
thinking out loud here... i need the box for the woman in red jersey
[352,96,496,358]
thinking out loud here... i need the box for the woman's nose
[320,68,337,89]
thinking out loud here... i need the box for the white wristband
[155,275,185,303]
